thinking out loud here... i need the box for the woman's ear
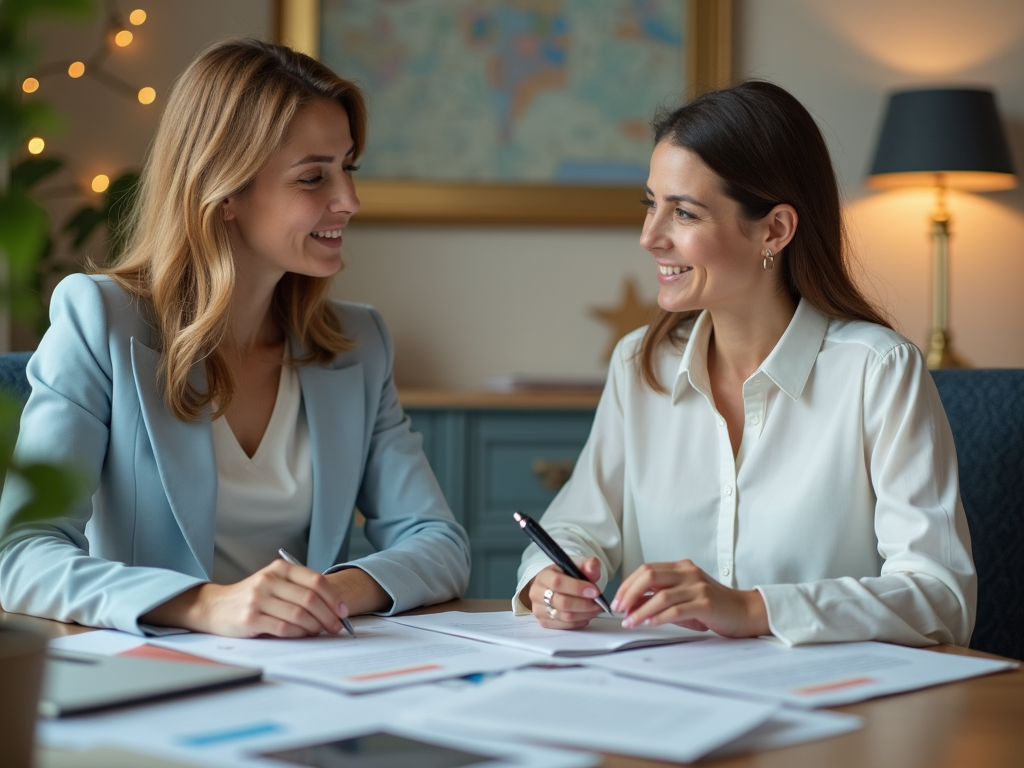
[222,197,235,222]
[763,204,797,255]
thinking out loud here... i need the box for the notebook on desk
[40,650,262,718]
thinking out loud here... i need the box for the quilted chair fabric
[931,369,1024,661]
[0,351,32,405]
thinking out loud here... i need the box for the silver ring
[542,588,555,607]
[547,606,558,620]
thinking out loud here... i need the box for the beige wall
[27,0,1024,387]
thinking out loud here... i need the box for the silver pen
[278,548,356,638]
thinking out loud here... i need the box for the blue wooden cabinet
[348,392,599,599]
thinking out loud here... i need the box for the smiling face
[640,141,772,316]
[223,98,360,286]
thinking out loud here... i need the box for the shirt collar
[671,298,829,404]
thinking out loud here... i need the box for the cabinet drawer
[467,411,594,535]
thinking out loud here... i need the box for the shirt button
[721,566,731,578]
[724,485,733,496]
[718,417,726,427]
[750,415,760,425]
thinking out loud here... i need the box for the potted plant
[1,1,94,766]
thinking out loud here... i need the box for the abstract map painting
[322,0,686,184]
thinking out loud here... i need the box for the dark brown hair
[639,80,890,391]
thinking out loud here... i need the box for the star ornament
[589,278,661,362]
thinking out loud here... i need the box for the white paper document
[409,666,779,764]
[40,679,599,768]
[387,610,706,656]
[147,616,545,692]
[582,636,1018,707]
[48,630,146,656]
[705,708,863,759]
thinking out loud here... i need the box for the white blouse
[212,365,313,585]
[513,299,976,647]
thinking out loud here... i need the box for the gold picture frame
[277,0,732,226]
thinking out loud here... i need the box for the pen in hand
[277,548,357,638]
[512,511,614,615]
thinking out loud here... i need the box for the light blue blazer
[0,274,470,633]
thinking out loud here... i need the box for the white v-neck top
[514,300,975,648]
[211,364,313,585]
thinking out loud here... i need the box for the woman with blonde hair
[0,39,470,637]
[516,81,975,648]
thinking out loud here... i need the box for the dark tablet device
[260,731,501,768]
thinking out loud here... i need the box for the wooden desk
[5,601,1023,768]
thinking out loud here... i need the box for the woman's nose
[330,176,360,215]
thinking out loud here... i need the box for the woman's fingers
[528,564,604,630]
[270,577,344,635]
[257,595,332,637]
[613,560,691,614]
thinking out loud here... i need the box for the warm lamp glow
[115,30,133,47]
[27,137,45,155]
[22,77,39,93]
[807,0,1024,75]
[868,171,1018,193]
[129,9,147,25]
[68,61,85,78]
[92,174,110,193]
[137,87,156,105]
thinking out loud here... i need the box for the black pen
[513,511,614,615]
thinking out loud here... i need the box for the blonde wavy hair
[104,38,367,421]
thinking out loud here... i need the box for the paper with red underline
[147,617,546,693]
[579,636,1017,708]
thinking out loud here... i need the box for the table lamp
[867,88,1017,368]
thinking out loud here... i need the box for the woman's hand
[612,560,770,638]
[144,560,349,638]
[525,558,605,630]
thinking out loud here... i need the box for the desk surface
[5,600,1023,768]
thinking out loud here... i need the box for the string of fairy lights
[21,3,154,194]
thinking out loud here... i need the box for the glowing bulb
[92,174,110,193]
[22,77,39,93]
[27,137,45,155]
[68,61,85,78]
[115,30,133,47]
[137,87,156,105]
[130,9,146,25]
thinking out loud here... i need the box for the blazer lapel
[298,360,364,571]
[130,338,217,577]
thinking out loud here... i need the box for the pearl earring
[762,248,774,271]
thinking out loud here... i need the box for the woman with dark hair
[514,81,976,647]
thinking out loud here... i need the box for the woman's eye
[640,197,655,208]
[299,175,323,185]
[343,164,360,173]
[673,208,694,220]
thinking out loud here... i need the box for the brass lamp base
[926,330,967,369]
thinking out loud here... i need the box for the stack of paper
[387,610,706,656]
[42,609,1018,766]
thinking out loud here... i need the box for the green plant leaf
[0,97,64,155]
[1,0,95,24]
[62,204,106,249]
[104,171,140,258]
[0,189,49,277]
[7,461,87,527]
[10,156,63,191]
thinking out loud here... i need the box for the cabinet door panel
[467,540,528,599]
[467,411,594,535]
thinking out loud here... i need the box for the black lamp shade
[868,88,1017,191]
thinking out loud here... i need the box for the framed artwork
[277,0,732,225]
